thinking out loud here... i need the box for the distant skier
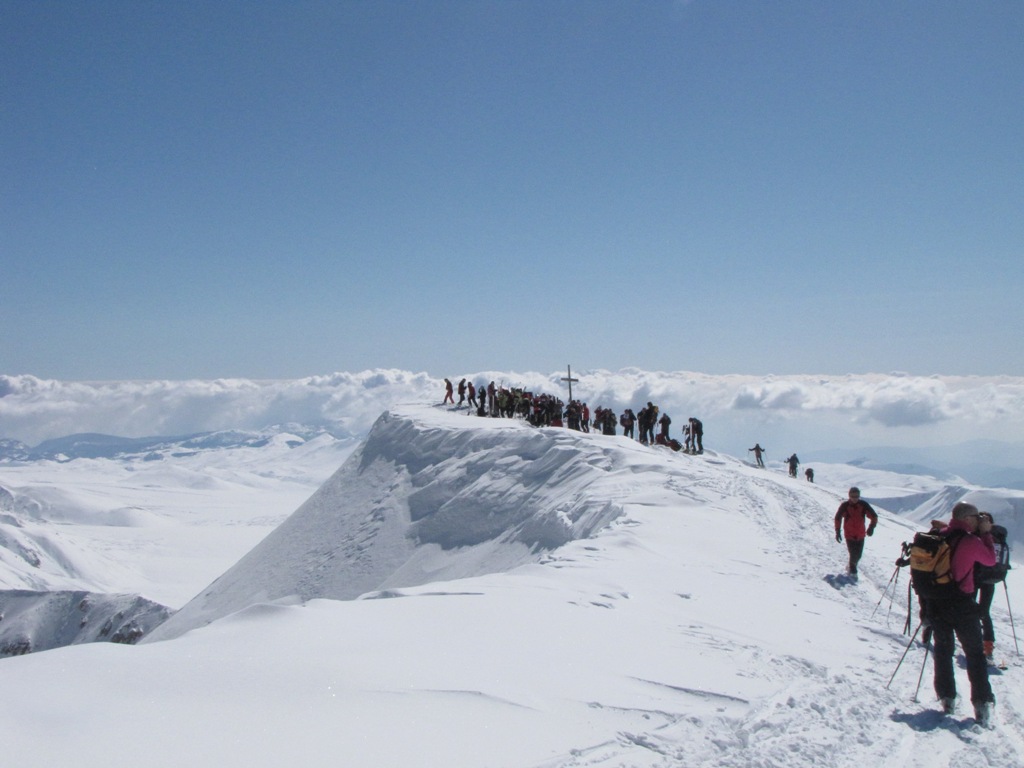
[785,453,800,477]
[748,444,765,468]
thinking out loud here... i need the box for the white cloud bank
[2,370,1023,456]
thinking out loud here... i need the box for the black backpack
[975,525,1012,586]
[908,529,967,600]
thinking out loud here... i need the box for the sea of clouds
[2,370,1023,461]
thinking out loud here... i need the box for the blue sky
[2,1,1022,380]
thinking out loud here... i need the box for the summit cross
[561,365,579,402]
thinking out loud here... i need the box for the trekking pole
[871,564,902,620]
[875,543,912,626]
[912,641,931,702]
[1004,581,1021,656]
[886,567,903,625]
[886,622,923,690]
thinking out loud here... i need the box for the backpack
[908,529,967,600]
[975,525,1012,586]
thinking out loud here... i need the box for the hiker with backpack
[658,412,671,441]
[834,487,878,577]
[922,502,998,724]
[619,409,635,439]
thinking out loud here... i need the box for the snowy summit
[3,403,1024,766]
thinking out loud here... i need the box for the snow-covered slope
[4,403,1024,766]
[0,429,356,606]
[148,406,626,641]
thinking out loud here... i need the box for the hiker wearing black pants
[974,511,1001,659]
[927,502,997,725]
[977,579,996,657]
[834,487,877,576]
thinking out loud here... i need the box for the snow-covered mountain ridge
[148,406,630,641]
[4,403,1024,765]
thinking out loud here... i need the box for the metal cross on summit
[561,365,579,402]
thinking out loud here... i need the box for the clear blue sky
[2,1,1022,380]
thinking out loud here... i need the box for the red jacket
[834,499,878,541]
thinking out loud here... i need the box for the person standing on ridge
[805,467,814,483]
[658,412,672,441]
[749,443,765,468]
[785,453,800,477]
[925,502,997,725]
[619,409,636,439]
[488,381,498,416]
[443,378,454,404]
[833,486,877,577]
[689,417,703,453]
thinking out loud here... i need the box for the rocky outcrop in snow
[0,590,171,657]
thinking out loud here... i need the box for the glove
[835,531,842,543]
[867,525,875,537]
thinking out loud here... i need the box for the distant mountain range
[808,439,1024,490]
[0,425,347,463]
[5,426,1022,492]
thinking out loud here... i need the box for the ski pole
[886,567,903,625]
[1004,581,1020,656]
[871,564,902,620]
[917,643,933,704]
[887,622,922,690]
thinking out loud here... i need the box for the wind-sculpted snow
[147,407,625,641]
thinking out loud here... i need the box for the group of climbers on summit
[441,378,704,453]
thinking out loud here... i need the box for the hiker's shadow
[824,573,857,590]
[889,709,975,738]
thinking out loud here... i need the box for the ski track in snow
[520,447,1024,768]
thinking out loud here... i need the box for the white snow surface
[3,403,1024,766]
